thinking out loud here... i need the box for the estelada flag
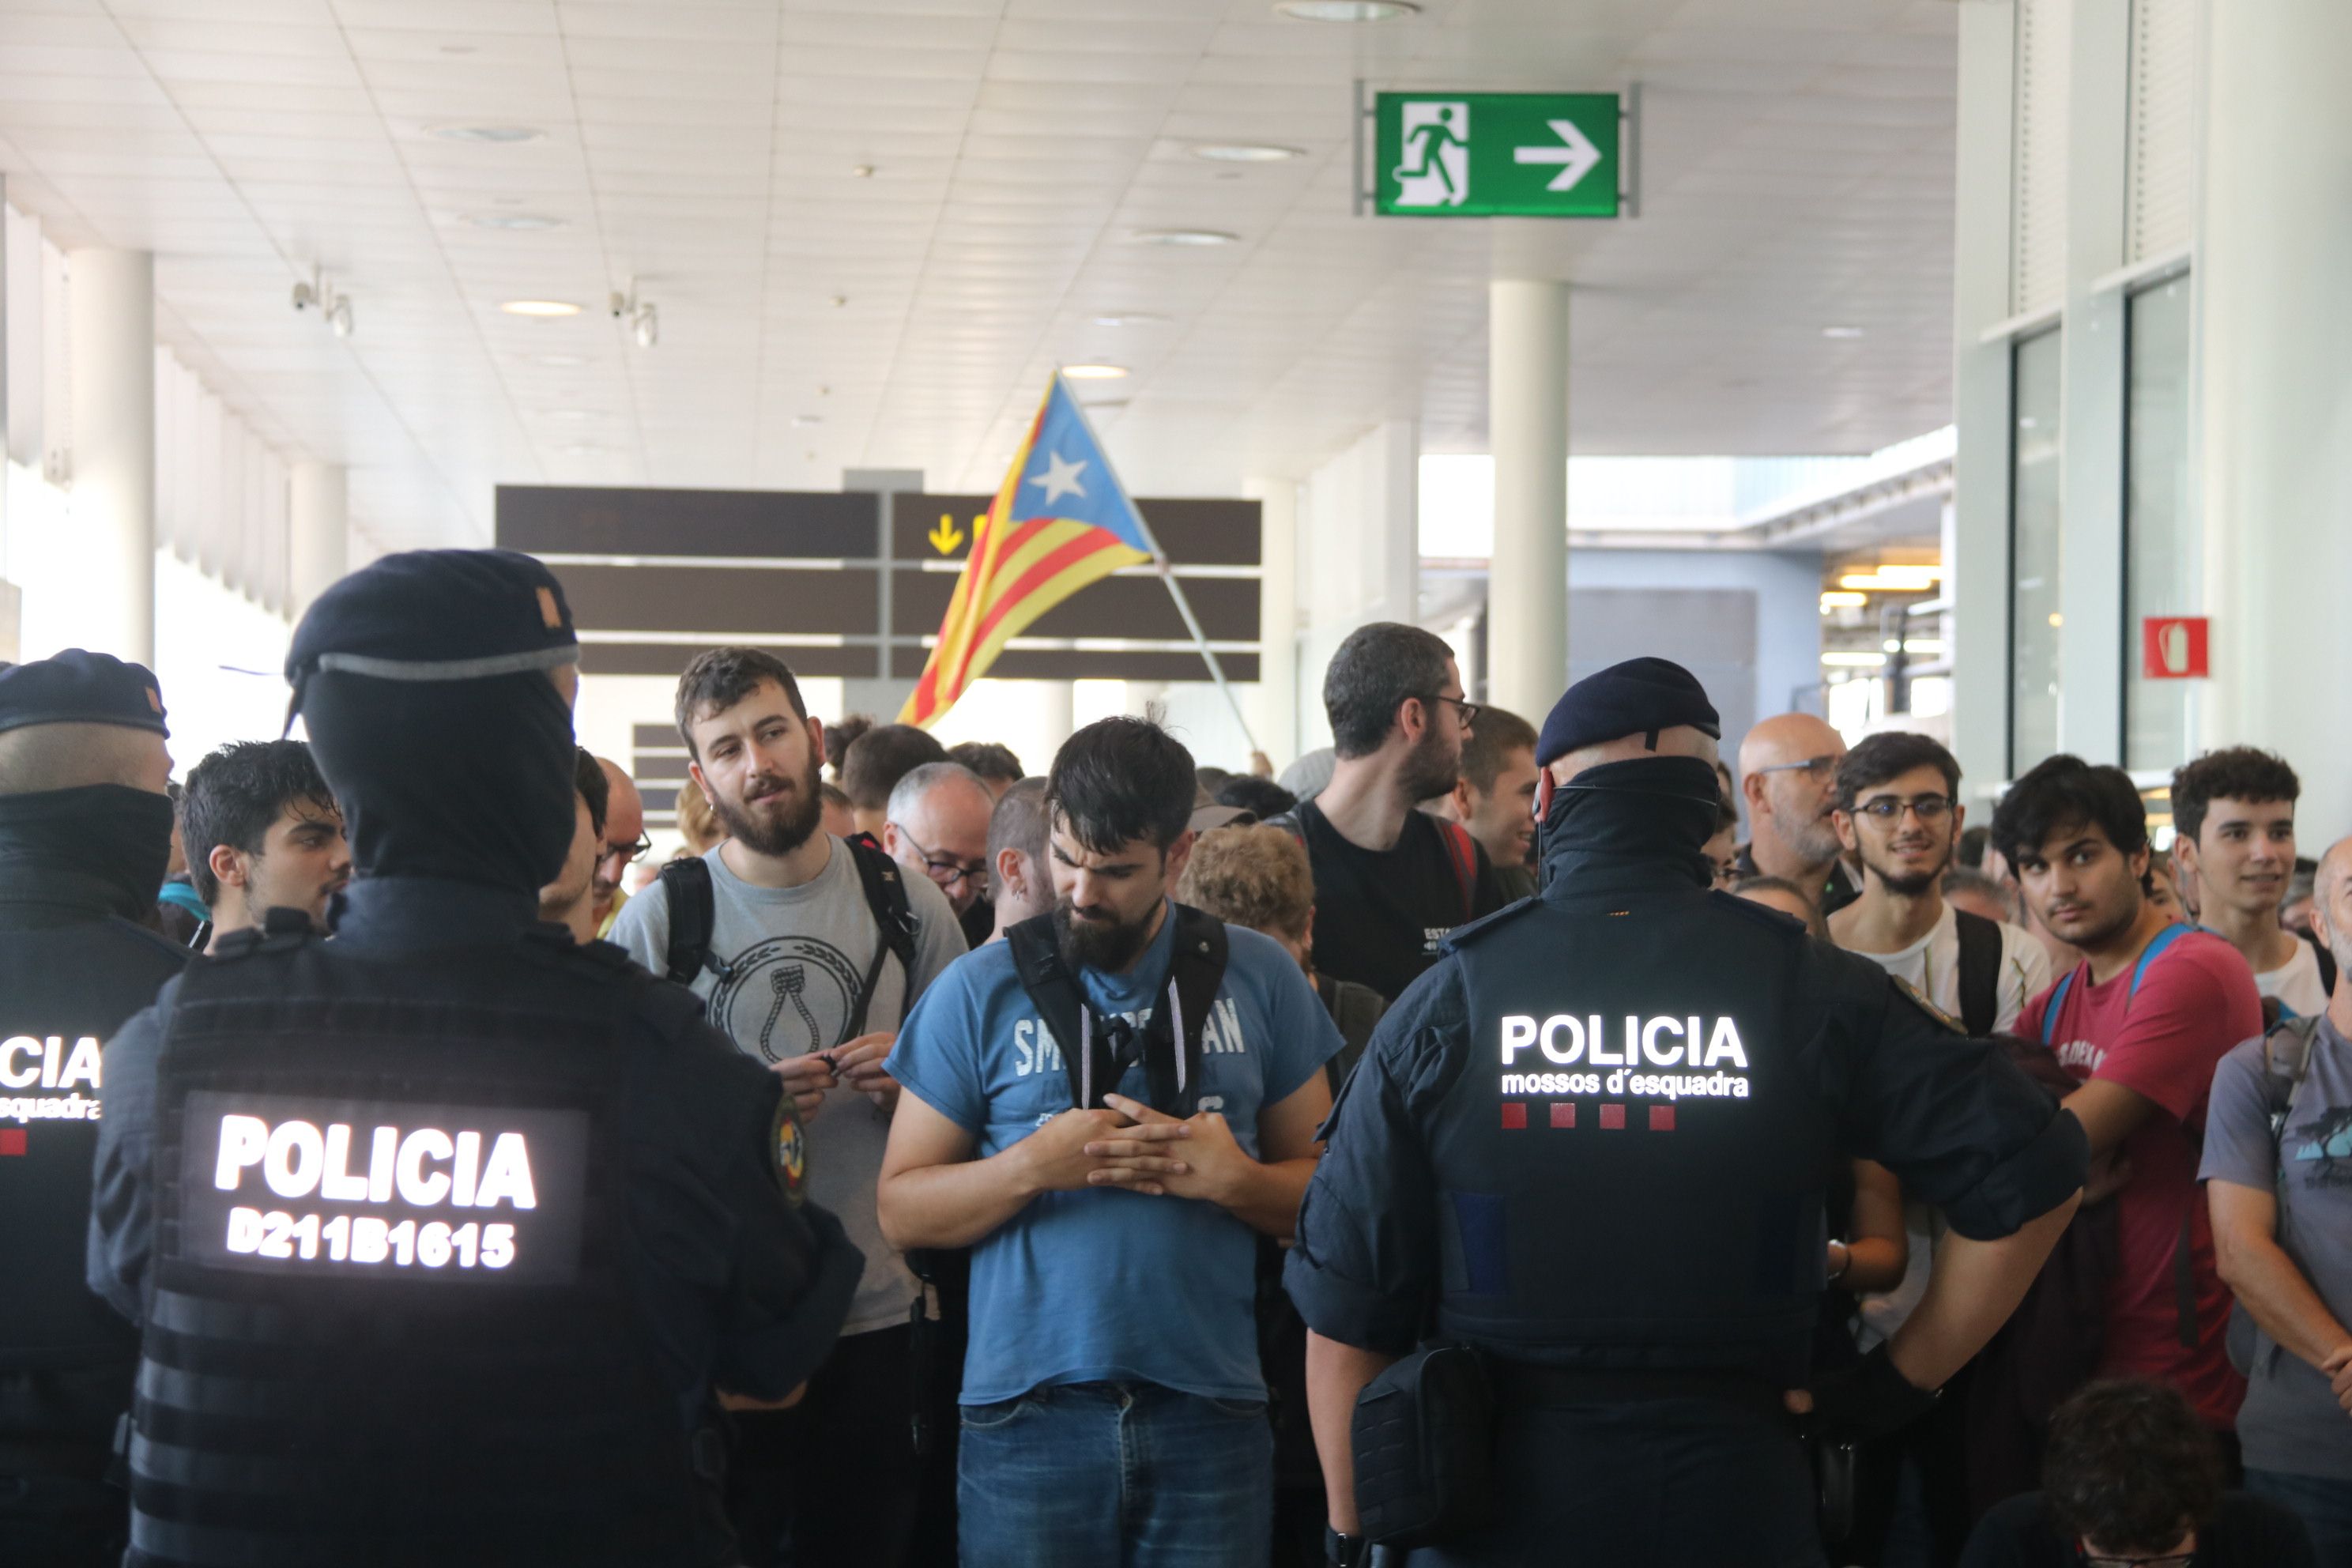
[899,375,1153,729]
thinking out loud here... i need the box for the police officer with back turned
[0,652,187,1566]
[1287,658,2090,1568]
[87,549,864,1567]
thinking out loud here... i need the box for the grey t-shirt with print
[612,837,968,1337]
[2199,1015,2352,1479]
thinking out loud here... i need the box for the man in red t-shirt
[1996,756,2261,1441]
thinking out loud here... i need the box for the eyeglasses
[1853,793,1954,823]
[1421,693,1479,729]
[598,835,653,868]
[891,825,989,894]
[1752,755,1840,781]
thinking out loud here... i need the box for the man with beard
[1998,756,2263,1453]
[878,716,1340,1568]
[178,738,349,950]
[88,554,861,1567]
[1737,711,1859,916]
[1830,733,2052,1036]
[1271,622,1502,1004]
[540,747,611,943]
[0,651,187,1566]
[610,646,966,1568]
[589,756,644,937]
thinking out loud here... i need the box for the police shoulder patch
[1890,974,1966,1035]
[770,1097,808,1206]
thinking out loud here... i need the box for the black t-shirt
[1958,1492,2315,1568]
[1292,800,1503,1004]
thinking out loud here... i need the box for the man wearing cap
[0,650,187,1566]
[87,550,863,1567]
[1285,656,2090,1568]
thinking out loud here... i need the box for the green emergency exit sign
[1372,92,1622,218]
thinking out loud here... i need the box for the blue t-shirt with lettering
[887,906,1341,1404]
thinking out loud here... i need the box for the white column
[68,249,155,664]
[1487,279,1569,722]
[288,460,348,615]
[2200,0,2352,836]
[1037,680,1075,760]
[1247,477,1299,764]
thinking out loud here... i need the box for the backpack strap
[2309,929,2339,998]
[2129,922,2190,1004]
[2260,1013,2324,1146]
[1952,908,2003,1038]
[656,856,722,987]
[2039,970,2077,1047]
[843,837,921,1042]
[1005,903,1228,1118]
[1434,818,1479,922]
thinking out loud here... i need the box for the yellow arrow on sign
[927,514,965,555]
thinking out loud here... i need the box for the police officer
[88,549,864,1567]
[0,652,187,1566]
[1286,658,2089,1568]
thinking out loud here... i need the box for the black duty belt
[1493,1362,1788,1419]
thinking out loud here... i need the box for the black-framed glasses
[1854,793,1954,823]
[1421,693,1479,729]
[891,824,989,894]
[599,835,653,867]
[1753,755,1840,781]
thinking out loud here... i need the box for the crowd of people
[3,550,2350,1568]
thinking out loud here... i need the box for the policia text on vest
[187,1091,584,1281]
[1,1031,105,1122]
[1497,1012,1751,1106]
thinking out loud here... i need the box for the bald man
[2203,835,2352,1542]
[884,760,998,951]
[591,756,645,937]
[1736,712,1858,916]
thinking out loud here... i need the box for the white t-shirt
[2256,936,2330,1020]
[1850,903,2055,1035]
[1841,903,2054,1348]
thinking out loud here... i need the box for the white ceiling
[0,0,1961,556]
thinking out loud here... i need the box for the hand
[1098,1094,1255,1207]
[1016,1106,1137,1195]
[718,1384,807,1412]
[774,1054,835,1121]
[2083,1151,2135,1205]
[831,1032,901,1112]
[2325,1344,2352,1415]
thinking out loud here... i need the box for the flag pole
[1060,380,1262,759]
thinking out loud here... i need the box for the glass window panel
[2124,276,2195,772]
[2009,328,2064,775]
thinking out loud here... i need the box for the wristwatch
[1325,1526,1369,1567]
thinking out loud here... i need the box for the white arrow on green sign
[1373,91,1621,218]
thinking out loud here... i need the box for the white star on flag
[1027,449,1089,505]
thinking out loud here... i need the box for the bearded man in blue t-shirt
[881,716,1342,1568]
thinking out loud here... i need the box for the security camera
[292,280,317,311]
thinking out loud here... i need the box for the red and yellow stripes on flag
[898,402,1149,729]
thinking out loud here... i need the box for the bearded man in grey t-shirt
[612,648,966,1568]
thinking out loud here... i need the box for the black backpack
[656,838,920,1043]
[1952,907,2004,1038]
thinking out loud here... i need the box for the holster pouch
[1349,1341,1498,1548]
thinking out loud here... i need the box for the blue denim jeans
[2247,1468,2352,1568]
[958,1381,1274,1568]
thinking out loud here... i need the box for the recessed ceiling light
[541,409,601,421]
[461,211,566,231]
[1092,312,1167,327]
[428,123,546,144]
[500,299,582,317]
[1192,143,1302,163]
[1822,325,1866,339]
[1128,228,1238,247]
[1275,0,1419,19]
[1061,364,1129,380]
[528,353,590,368]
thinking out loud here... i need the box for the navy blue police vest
[128,924,721,1568]
[1424,884,1835,1385]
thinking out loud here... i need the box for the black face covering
[0,784,175,922]
[299,666,577,895]
[1537,755,1723,891]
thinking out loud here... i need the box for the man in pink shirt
[1996,756,2263,1446]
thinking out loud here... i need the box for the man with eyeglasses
[1826,733,2055,1562]
[610,646,968,1568]
[1736,711,1861,917]
[885,760,1000,952]
[1268,622,1504,1004]
[590,755,645,937]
